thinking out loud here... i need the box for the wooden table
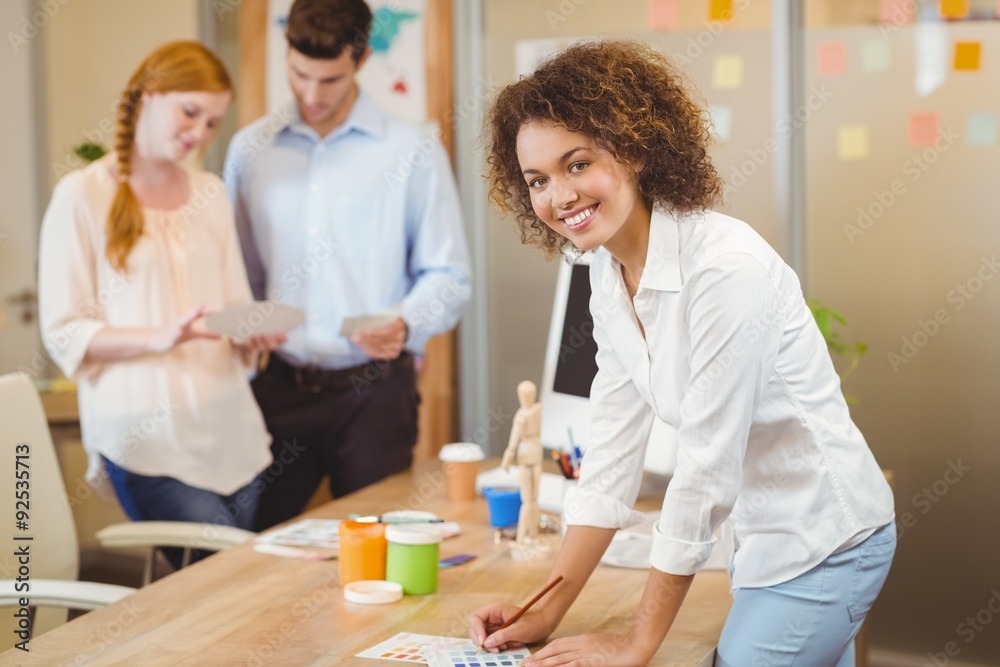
[8,463,732,666]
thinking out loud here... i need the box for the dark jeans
[102,456,262,570]
[250,355,419,531]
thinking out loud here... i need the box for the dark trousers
[250,354,420,531]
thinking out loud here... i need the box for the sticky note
[713,55,744,89]
[710,0,734,22]
[817,41,847,76]
[647,0,677,30]
[966,112,998,146]
[708,104,733,141]
[908,113,940,147]
[953,42,981,71]
[939,0,969,18]
[863,39,892,72]
[838,125,869,161]
[880,0,912,24]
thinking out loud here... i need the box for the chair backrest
[0,372,81,644]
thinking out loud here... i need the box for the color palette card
[357,633,467,663]
[424,643,532,667]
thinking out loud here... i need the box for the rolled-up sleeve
[37,177,107,381]
[396,140,472,351]
[563,279,653,531]
[650,253,787,575]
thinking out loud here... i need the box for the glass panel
[803,1,1000,661]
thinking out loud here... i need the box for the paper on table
[424,643,532,667]
[355,632,467,663]
[255,519,341,551]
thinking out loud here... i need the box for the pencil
[480,575,564,650]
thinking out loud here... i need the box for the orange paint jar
[338,521,387,585]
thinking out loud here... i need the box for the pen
[480,575,564,650]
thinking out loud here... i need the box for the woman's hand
[150,307,220,353]
[229,332,287,353]
[522,632,655,667]
[468,603,554,653]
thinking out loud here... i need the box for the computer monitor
[539,255,678,476]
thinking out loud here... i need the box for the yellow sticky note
[647,0,677,30]
[939,0,969,18]
[838,125,869,161]
[953,42,981,71]
[713,55,744,90]
[710,0,734,22]
[817,41,848,76]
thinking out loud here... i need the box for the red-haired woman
[38,41,283,567]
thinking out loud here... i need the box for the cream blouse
[38,160,273,495]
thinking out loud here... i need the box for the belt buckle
[294,366,323,394]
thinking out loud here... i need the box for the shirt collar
[638,208,684,293]
[281,87,387,142]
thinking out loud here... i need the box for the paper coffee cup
[439,443,484,502]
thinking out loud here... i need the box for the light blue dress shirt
[223,91,472,370]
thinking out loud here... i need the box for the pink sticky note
[817,41,847,76]
[881,0,913,24]
[908,113,940,147]
[648,0,677,30]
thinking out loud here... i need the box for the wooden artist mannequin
[501,380,543,546]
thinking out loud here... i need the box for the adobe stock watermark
[544,0,588,30]
[843,126,960,244]
[726,85,834,193]
[8,0,72,54]
[923,587,1000,667]
[894,459,971,542]
[887,255,999,373]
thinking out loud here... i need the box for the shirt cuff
[563,485,646,530]
[649,521,716,575]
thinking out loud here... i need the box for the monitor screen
[552,264,599,399]
[539,256,677,476]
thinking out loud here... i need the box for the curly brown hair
[484,40,723,255]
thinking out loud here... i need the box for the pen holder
[338,521,386,585]
[385,524,442,595]
[483,486,522,528]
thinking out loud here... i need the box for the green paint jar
[385,524,442,595]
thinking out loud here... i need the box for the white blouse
[38,160,272,496]
[562,208,894,590]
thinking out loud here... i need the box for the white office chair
[0,372,252,645]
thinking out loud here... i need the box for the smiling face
[135,90,232,162]
[516,121,650,255]
[288,47,369,136]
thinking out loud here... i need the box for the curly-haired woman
[469,40,895,666]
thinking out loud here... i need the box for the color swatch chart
[424,643,532,667]
[356,633,466,663]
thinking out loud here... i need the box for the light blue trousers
[715,523,896,667]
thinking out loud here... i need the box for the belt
[266,352,413,393]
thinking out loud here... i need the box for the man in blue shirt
[224,0,471,530]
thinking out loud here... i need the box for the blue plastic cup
[483,487,522,528]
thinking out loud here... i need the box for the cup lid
[343,580,403,605]
[385,523,443,545]
[439,442,485,462]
